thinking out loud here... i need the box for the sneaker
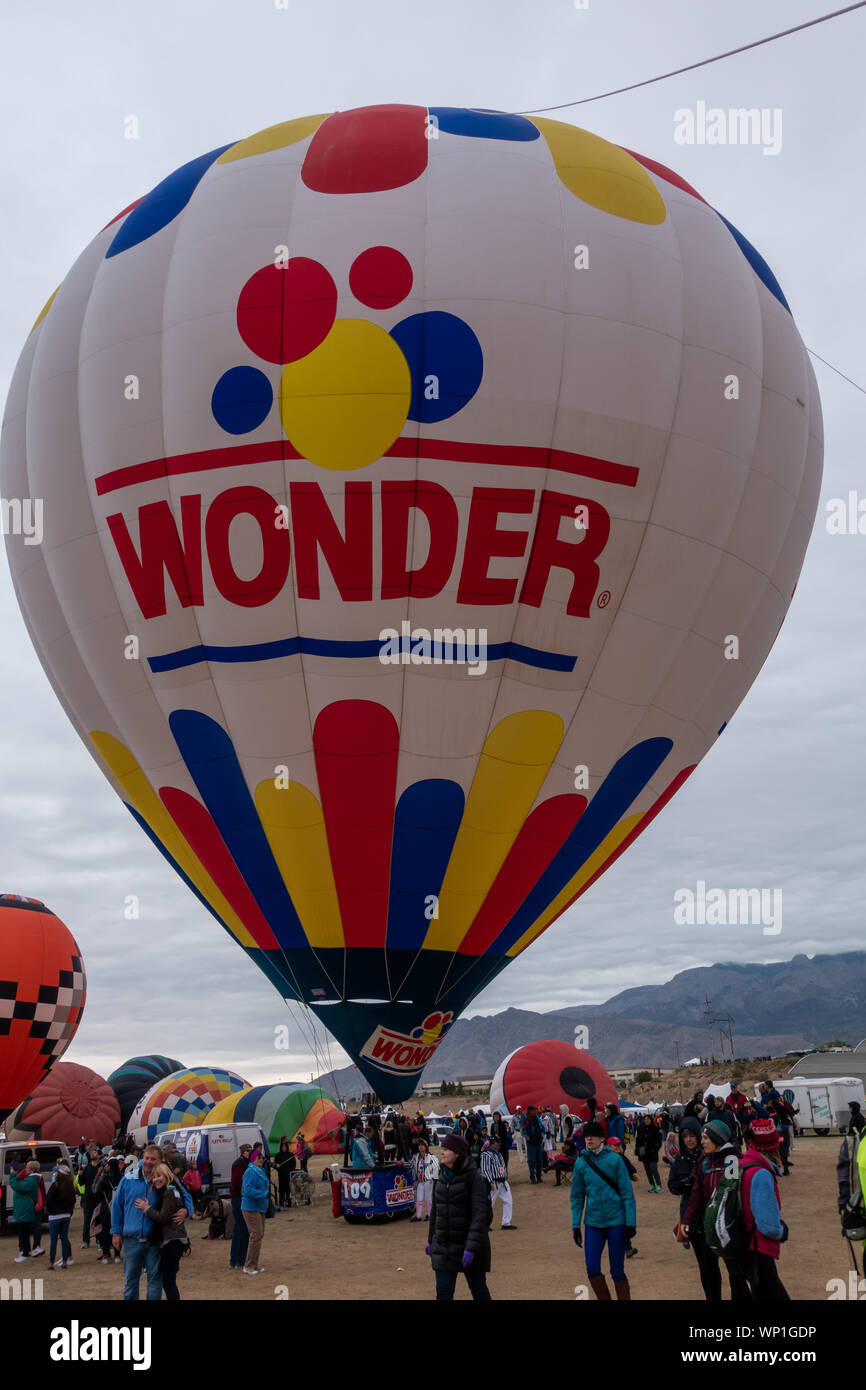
[30,1247,44,1257]
[98,1256,109,1264]
[501,1224,518,1230]
[113,1257,120,1264]
[52,1260,64,1268]
[243,1266,260,1275]
[255,1266,265,1273]
[14,1255,29,1263]
[65,1258,74,1267]
[60,1261,69,1269]
[626,1246,638,1258]
[80,1242,89,1250]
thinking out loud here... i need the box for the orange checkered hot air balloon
[0,895,87,1122]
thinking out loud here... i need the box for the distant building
[787,1041,866,1087]
[609,1067,673,1084]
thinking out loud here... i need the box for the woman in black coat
[635,1117,663,1192]
[427,1136,492,1301]
[489,1113,511,1170]
[665,1115,722,1300]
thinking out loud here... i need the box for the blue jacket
[351,1136,376,1169]
[241,1162,271,1213]
[606,1112,625,1145]
[110,1162,194,1240]
[570,1146,636,1230]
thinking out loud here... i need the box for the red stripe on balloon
[511,766,697,955]
[457,794,587,957]
[94,437,638,497]
[620,150,709,205]
[314,701,399,949]
[158,786,280,950]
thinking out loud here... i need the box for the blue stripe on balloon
[386,780,465,951]
[715,212,790,312]
[486,737,674,955]
[428,108,541,141]
[168,710,308,949]
[107,145,234,257]
[148,636,576,674]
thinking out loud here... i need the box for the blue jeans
[122,1237,162,1300]
[527,1144,543,1181]
[49,1217,72,1264]
[230,1197,249,1267]
[435,1268,492,1300]
[584,1224,627,1281]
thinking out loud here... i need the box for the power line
[808,348,866,397]
[517,2,866,114]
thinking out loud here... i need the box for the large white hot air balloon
[1,105,822,1101]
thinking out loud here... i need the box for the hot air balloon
[107,1054,183,1131]
[0,106,822,1104]
[205,1082,344,1153]
[490,1040,616,1120]
[129,1066,250,1142]
[0,895,86,1122]
[4,1060,119,1145]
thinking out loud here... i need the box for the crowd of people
[5,1079,865,1301]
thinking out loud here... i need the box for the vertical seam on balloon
[424,130,573,1006]
[385,113,431,1005]
[274,147,349,1004]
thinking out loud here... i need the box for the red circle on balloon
[236,259,337,364]
[349,246,414,310]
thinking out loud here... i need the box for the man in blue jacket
[111,1143,194,1300]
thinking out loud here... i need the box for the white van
[0,1140,72,1230]
[155,1123,269,1196]
[758,1077,865,1135]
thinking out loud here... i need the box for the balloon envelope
[1,106,822,1102]
[490,1040,617,1120]
[129,1066,250,1142]
[4,1060,119,1145]
[107,1054,183,1130]
[205,1081,344,1153]
[0,895,87,1122]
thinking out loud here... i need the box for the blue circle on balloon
[389,311,483,423]
[211,365,273,434]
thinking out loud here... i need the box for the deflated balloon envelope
[0,105,822,1102]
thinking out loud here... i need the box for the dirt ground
[10,1135,851,1302]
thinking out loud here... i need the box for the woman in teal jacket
[570,1121,636,1302]
[10,1161,41,1262]
[240,1151,271,1277]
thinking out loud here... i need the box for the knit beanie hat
[441,1134,469,1156]
[583,1121,605,1139]
[748,1117,781,1151]
[704,1119,733,1146]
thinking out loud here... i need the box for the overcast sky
[0,0,863,1088]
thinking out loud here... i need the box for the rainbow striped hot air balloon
[206,1082,343,1153]
[129,1066,250,1142]
[2,105,822,1104]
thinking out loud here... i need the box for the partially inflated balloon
[205,1082,344,1153]
[1,106,822,1103]
[0,895,87,1121]
[5,1060,119,1145]
[490,1040,616,1120]
[129,1066,250,1141]
[108,1054,183,1130]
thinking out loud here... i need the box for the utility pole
[705,996,716,1063]
[674,1040,681,1070]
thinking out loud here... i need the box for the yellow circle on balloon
[279,318,412,471]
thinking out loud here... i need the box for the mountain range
[316,950,866,1099]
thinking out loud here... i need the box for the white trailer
[758,1077,865,1135]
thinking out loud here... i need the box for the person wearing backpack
[666,1117,722,1300]
[724,1117,789,1300]
[570,1120,636,1301]
[681,1119,751,1300]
